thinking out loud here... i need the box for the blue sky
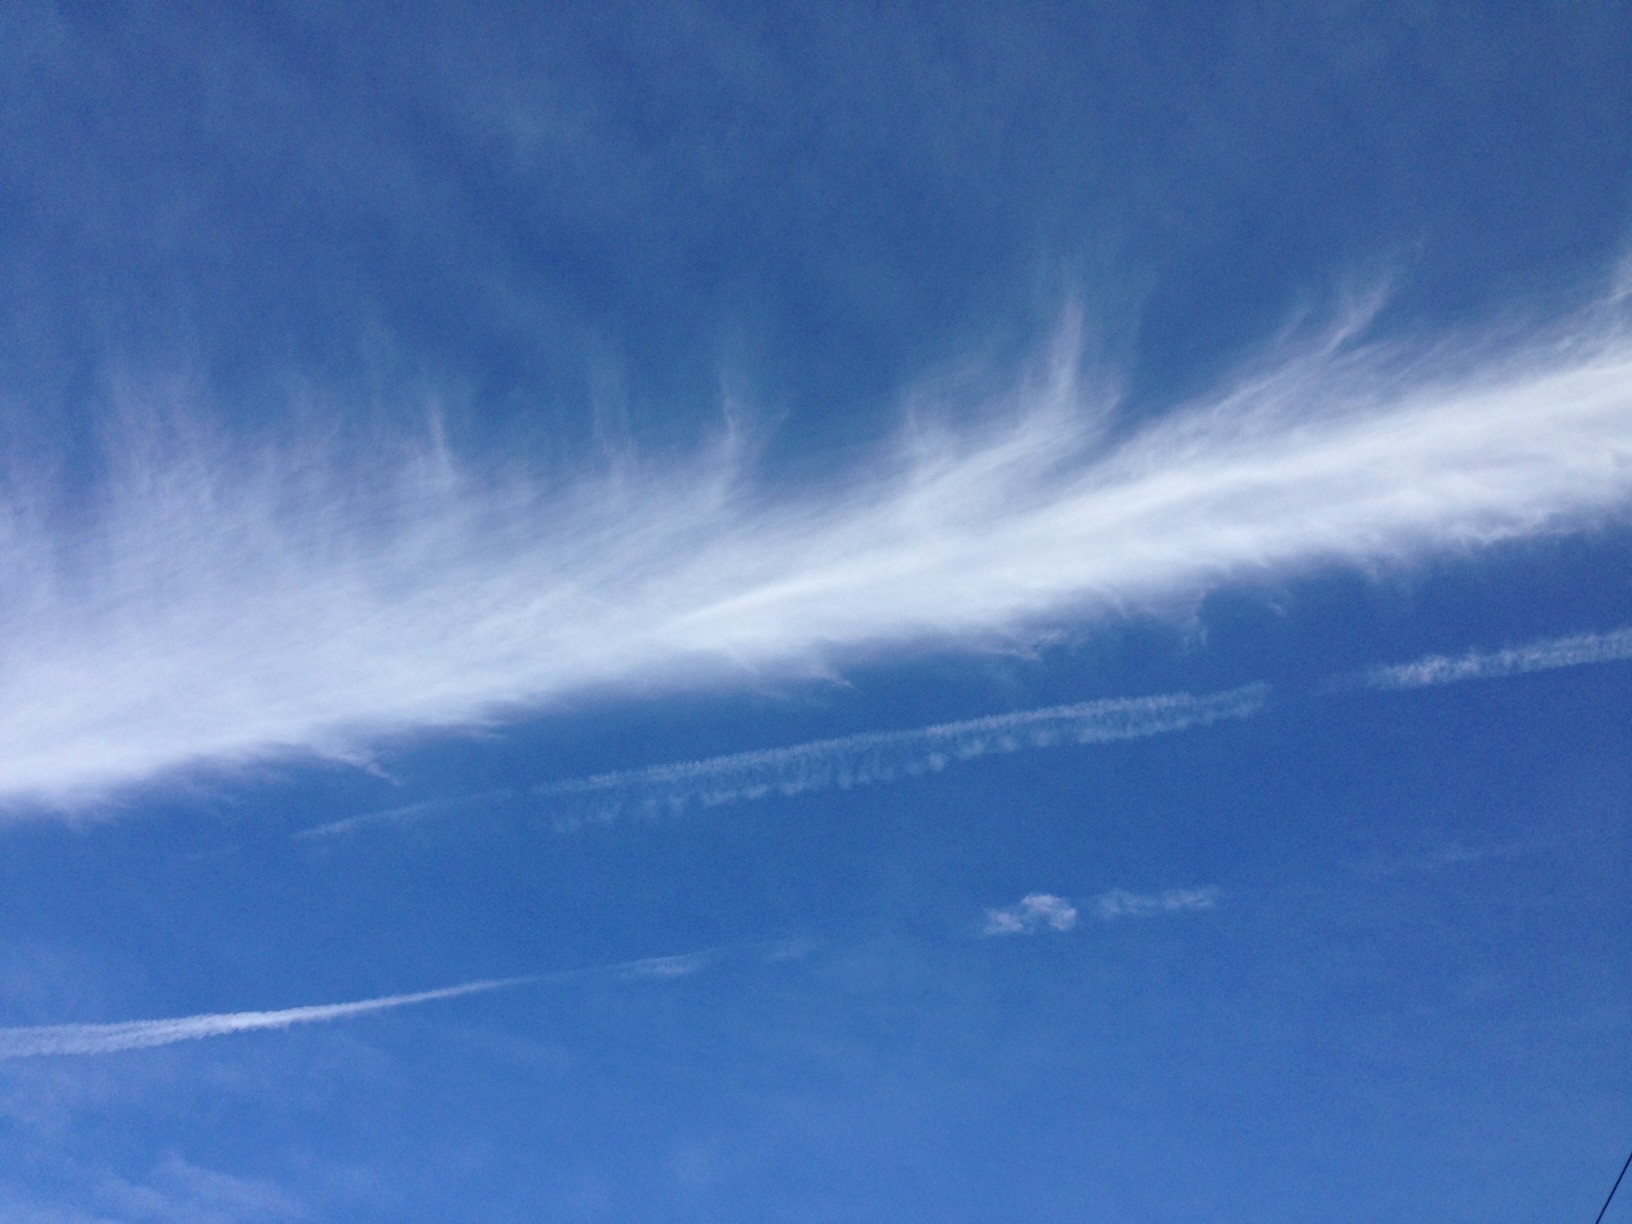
[1,2,1630,1220]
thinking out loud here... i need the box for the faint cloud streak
[984,886,1219,935]
[1360,626,1632,690]
[0,978,527,1058]
[1092,886,1220,920]
[544,685,1267,828]
[0,949,730,1059]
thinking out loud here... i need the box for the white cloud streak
[0,978,527,1058]
[0,950,719,1059]
[984,886,1219,935]
[296,791,514,840]
[1091,886,1220,920]
[1361,625,1632,690]
[5,304,1632,808]
[616,951,716,979]
[542,685,1267,827]
[983,894,1079,936]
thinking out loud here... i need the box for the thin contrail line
[1360,626,1632,690]
[296,684,1270,838]
[0,949,727,1059]
[304,619,1632,841]
[540,684,1269,826]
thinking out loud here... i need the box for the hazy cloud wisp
[984,894,1080,935]
[1361,626,1632,690]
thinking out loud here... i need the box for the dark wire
[1595,1144,1632,1224]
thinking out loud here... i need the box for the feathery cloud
[1361,626,1632,690]
[5,303,1632,809]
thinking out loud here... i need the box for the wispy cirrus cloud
[1360,625,1632,690]
[0,951,718,1059]
[5,301,1632,810]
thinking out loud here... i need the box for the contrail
[0,979,526,1058]
[0,951,720,1059]
[1361,626,1632,690]
[321,615,1632,841]
[542,684,1268,826]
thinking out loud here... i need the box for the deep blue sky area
[1,3,1630,1222]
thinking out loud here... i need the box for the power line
[1595,1144,1632,1224]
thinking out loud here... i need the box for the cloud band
[4,307,1631,808]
